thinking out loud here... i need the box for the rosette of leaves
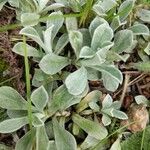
[101,94,128,126]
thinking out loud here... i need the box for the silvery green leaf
[31,86,49,111]
[69,30,83,59]
[55,0,68,6]
[91,23,113,51]
[15,128,36,150]
[89,16,108,36]
[86,67,101,80]
[46,11,64,40]
[118,0,134,22]
[66,17,78,31]
[47,141,57,150]
[0,0,7,10]
[92,4,106,17]
[89,102,100,112]
[0,86,28,110]
[12,42,41,57]
[100,0,117,12]
[111,101,121,109]
[102,114,111,126]
[7,110,28,118]
[36,126,49,150]
[41,3,65,13]
[110,138,121,150]
[72,114,108,140]
[135,95,149,106]
[124,40,137,53]
[80,135,99,150]
[20,27,46,51]
[128,23,149,35]
[54,33,69,54]
[111,16,126,31]
[32,115,44,127]
[80,28,91,47]
[92,65,123,92]
[137,9,150,23]
[102,94,113,108]
[112,30,133,54]
[8,0,19,7]
[144,42,150,55]
[0,117,28,133]
[39,53,69,75]
[43,25,54,53]
[48,85,81,116]
[111,109,128,119]
[21,13,40,27]
[36,0,49,10]
[76,90,102,113]
[65,67,88,95]
[53,118,77,150]
[79,46,95,59]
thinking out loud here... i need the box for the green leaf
[39,53,69,75]
[21,13,40,27]
[128,24,150,35]
[0,144,12,150]
[111,109,128,119]
[20,27,46,52]
[48,85,81,116]
[69,30,83,59]
[121,126,150,150]
[7,110,28,118]
[66,17,78,31]
[102,114,111,126]
[47,11,64,40]
[0,0,7,10]
[89,17,108,36]
[0,86,28,110]
[91,23,113,51]
[54,33,69,54]
[133,62,150,72]
[47,141,57,150]
[31,86,49,111]
[8,0,19,7]
[144,43,150,55]
[0,117,28,133]
[112,30,133,54]
[37,0,49,10]
[15,128,36,150]
[72,114,108,140]
[118,0,134,22]
[92,65,123,92]
[36,126,49,150]
[53,118,77,150]
[137,9,150,23]
[65,67,88,95]
[12,42,41,57]
[32,113,44,127]
[135,95,149,106]
[43,25,54,53]
[110,138,121,150]
[102,94,113,108]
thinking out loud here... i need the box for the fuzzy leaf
[12,42,41,57]
[31,86,49,111]
[36,126,49,150]
[129,24,150,35]
[15,128,36,150]
[69,30,83,58]
[135,95,149,106]
[65,67,88,95]
[110,138,121,150]
[118,0,134,21]
[102,114,111,126]
[48,85,81,116]
[47,11,64,40]
[144,43,150,55]
[39,53,69,75]
[133,62,150,72]
[137,9,150,23]
[91,23,113,51]
[21,13,40,27]
[53,118,77,150]
[66,17,78,31]
[0,86,28,110]
[0,117,28,133]
[111,109,128,119]
[112,30,133,54]
[102,94,113,108]
[72,114,108,140]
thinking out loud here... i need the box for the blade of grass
[23,35,32,130]
[141,128,146,150]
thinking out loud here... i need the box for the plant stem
[141,128,146,150]
[23,35,32,130]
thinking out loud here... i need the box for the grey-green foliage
[101,94,128,126]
